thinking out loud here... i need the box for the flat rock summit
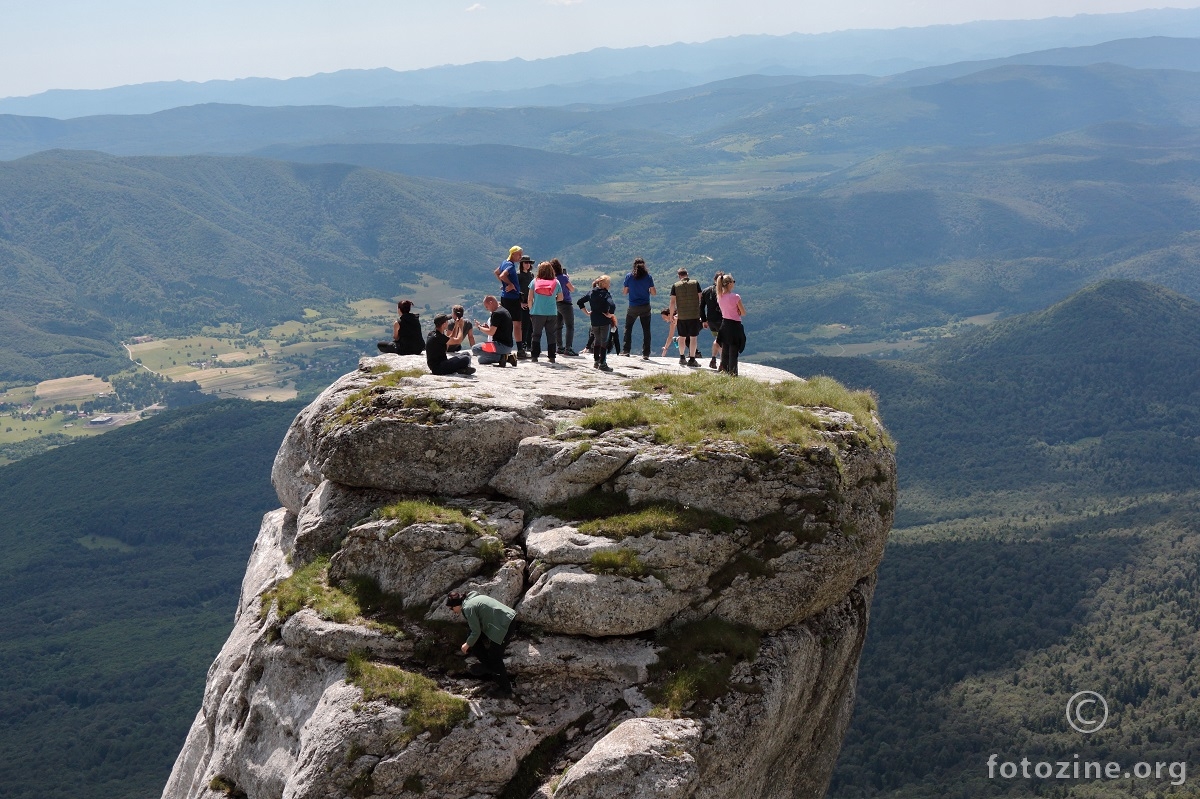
[163,354,896,799]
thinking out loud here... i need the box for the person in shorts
[669,267,703,367]
[495,246,525,356]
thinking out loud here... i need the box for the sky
[2,0,1199,99]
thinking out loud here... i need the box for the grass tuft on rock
[261,557,361,623]
[346,650,468,743]
[578,502,735,539]
[588,549,648,578]
[260,561,409,635]
[648,617,762,715]
[373,499,485,535]
[579,372,890,451]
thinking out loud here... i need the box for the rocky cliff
[162,355,895,799]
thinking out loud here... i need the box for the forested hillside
[772,281,1200,796]
[0,279,1196,798]
[4,132,1200,383]
[0,399,301,799]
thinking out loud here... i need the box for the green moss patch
[580,373,890,451]
[648,617,762,715]
[346,651,468,744]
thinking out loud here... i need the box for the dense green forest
[3,128,1200,383]
[769,281,1200,797]
[0,281,1195,798]
[0,399,301,799]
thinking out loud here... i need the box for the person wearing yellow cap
[495,246,525,356]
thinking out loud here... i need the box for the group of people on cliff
[377,245,748,376]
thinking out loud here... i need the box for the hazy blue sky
[2,0,1199,98]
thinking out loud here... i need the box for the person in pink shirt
[715,274,746,375]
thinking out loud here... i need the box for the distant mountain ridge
[3,9,1200,117]
[3,55,1200,165]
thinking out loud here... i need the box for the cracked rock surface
[164,355,895,799]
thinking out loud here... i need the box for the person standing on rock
[669,267,703,367]
[447,591,517,697]
[621,258,656,359]
[577,274,618,371]
[426,314,477,375]
[517,255,536,357]
[716,273,747,376]
[495,246,525,358]
[699,270,724,369]
[552,259,578,356]
[526,261,563,363]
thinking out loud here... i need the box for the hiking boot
[460,366,477,375]
[599,363,614,372]
[530,356,539,363]
[508,353,518,367]
[641,355,650,361]
[548,356,556,364]
[517,349,529,360]
[620,351,631,357]
[687,357,699,368]
[593,361,601,369]
[565,348,579,356]
[679,355,687,366]
[709,357,717,369]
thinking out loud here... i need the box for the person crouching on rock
[472,295,517,367]
[426,313,476,375]
[377,299,425,355]
[447,591,517,697]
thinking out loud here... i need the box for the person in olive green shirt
[446,590,517,696]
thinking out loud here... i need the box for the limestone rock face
[165,355,895,799]
[554,717,703,799]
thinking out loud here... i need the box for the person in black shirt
[472,295,517,367]
[377,300,425,355]
[699,271,724,370]
[426,314,476,375]
[577,275,618,371]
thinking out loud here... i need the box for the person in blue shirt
[494,246,525,356]
[621,257,656,359]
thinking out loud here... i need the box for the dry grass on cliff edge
[579,372,890,451]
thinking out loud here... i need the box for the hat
[509,245,523,257]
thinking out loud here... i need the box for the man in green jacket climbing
[446,590,517,696]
